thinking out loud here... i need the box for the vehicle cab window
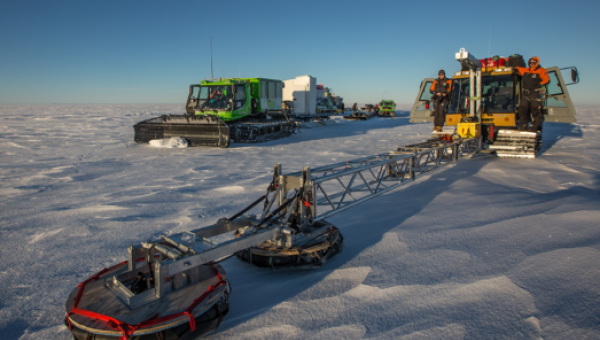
[234,85,246,109]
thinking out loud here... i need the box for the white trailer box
[283,75,316,116]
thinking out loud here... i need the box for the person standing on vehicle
[513,57,550,132]
[430,70,452,132]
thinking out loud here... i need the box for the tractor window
[482,76,514,113]
[276,82,282,99]
[190,86,201,99]
[268,82,276,99]
[199,85,233,110]
[447,78,470,113]
[546,71,564,96]
[545,72,568,108]
[195,86,210,109]
[234,85,246,109]
[546,96,568,108]
[200,87,208,99]
[448,76,514,113]
[261,81,267,99]
[234,85,246,101]
[415,81,434,111]
[419,81,434,101]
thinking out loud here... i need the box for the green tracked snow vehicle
[379,100,396,117]
[134,78,295,147]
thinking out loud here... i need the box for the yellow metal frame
[447,70,518,128]
[445,114,465,126]
[456,122,480,138]
[481,113,516,127]
[446,113,516,127]
[452,69,513,79]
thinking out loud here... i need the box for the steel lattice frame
[279,137,481,226]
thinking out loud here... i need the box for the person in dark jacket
[430,70,452,132]
[513,56,549,132]
[209,87,225,108]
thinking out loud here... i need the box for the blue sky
[1,0,598,106]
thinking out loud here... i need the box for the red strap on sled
[67,262,227,340]
[70,307,136,340]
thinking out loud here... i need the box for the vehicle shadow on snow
[212,155,491,335]
[228,113,414,149]
[538,122,582,156]
[212,153,600,338]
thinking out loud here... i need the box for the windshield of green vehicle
[447,76,515,114]
[194,85,234,110]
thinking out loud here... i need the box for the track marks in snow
[28,227,64,244]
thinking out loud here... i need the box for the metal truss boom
[277,137,480,227]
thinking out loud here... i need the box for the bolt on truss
[278,137,481,227]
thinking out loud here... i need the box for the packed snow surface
[0,105,599,339]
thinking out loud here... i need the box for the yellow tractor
[409,48,579,158]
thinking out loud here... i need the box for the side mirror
[560,66,580,85]
[188,87,193,95]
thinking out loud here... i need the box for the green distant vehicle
[134,78,295,147]
[379,100,396,117]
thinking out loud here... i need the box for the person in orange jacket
[430,70,452,132]
[513,57,550,132]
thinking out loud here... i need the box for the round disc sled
[64,261,230,340]
[236,225,343,269]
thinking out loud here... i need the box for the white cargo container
[283,75,317,116]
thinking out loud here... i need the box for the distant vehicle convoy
[134,76,350,148]
[133,48,579,156]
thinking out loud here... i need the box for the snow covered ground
[0,105,599,340]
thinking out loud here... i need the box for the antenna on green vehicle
[210,35,214,79]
